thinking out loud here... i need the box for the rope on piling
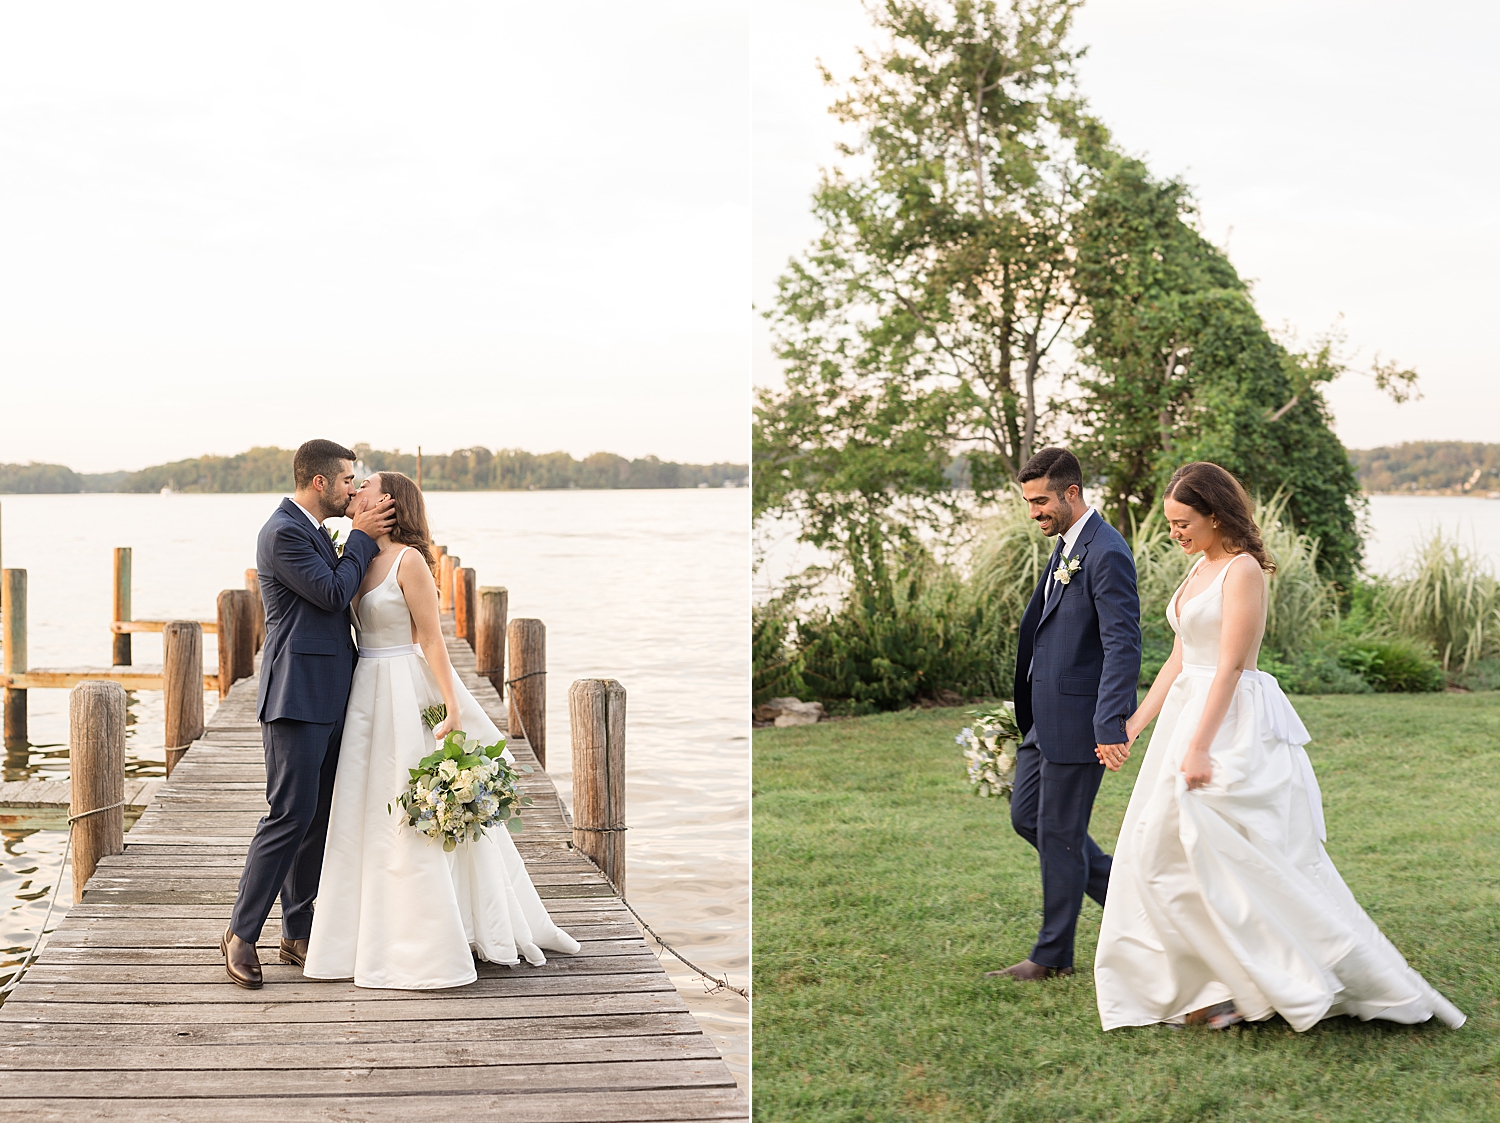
[0,798,124,997]
[503,685,746,1002]
[568,841,750,1001]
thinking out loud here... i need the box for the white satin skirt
[1094,664,1464,1031]
[303,649,580,990]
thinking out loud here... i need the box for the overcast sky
[1,2,748,473]
[753,0,1499,451]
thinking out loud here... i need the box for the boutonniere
[1053,554,1082,586]
[323,516,353,557]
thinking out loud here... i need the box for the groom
[220,440,394,988]
[988,448,1141,981]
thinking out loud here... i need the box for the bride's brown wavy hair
[366,471,438,577]
[1164,462,1276,574]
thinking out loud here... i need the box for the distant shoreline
[1364,491,1500,499]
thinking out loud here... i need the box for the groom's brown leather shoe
[221,927,263,989]
[279,938,309,968]
[984,958,1075,981]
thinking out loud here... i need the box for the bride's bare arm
[1122,634,1184,749]
[399,550,462,739]
[1181,557,1263,789]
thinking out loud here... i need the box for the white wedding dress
[304,547,580,989]
[1095,552,1464,1031]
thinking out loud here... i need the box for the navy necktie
[1044,538,1065,602]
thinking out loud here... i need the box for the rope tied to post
[0,797,126,998]
[567,842,749,1001]
[505,679,746,1002]
[505,669,547,687]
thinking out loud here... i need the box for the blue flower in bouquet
[392,721,534,851]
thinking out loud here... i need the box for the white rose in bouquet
[323,516,354,557]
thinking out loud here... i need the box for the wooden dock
[0,623,747,1121]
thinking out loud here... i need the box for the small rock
[756,696,826,726]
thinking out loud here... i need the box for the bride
[303,470,579,989]
[1094,461,1464,1032]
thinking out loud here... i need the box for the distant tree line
[1349,442,1500,494]
[0,447,747,494]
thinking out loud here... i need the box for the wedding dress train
[1094,553,1464,1031]
[304,547,580,989]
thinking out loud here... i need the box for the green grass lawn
[753,694,1500,1122]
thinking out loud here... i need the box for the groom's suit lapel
[1036,513,1102,633]
[279,497,337,566]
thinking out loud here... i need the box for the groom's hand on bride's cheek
[352,495,396,537]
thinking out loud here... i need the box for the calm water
[0,489,749,1084]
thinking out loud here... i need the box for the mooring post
[507,618,546,767]
[163,621,205,777]
[440,554,459,613]
[2,569,26,751]
[245,568,265,653]
[112,547,132,667]
[232,588,255,680]
[476,586,508,697]
[69,680,126,904]
[569,678,627,895]
[455,567,477,649]
[216,590,238,698]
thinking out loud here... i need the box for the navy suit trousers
[1010,744,1111,968]
[230,716,344,943]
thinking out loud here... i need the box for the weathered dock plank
[0,625,746,1120]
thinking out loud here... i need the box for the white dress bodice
[1169,554,1234,668]
[353,548,418,650]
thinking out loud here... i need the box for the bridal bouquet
[956,700,1022,801]
[393,718,534,850]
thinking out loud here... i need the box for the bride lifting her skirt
[1094,462,1464,1032]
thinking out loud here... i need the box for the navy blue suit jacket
[1013,514,1142,764]
[255,497,379,724]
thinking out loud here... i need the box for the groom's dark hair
[1018,447,1083,500]
[294,440,358,490]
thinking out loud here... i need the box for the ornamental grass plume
[1380,530,1500,672]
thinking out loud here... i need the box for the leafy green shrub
[752,597,809,706]
[795,572,1013,714]
[1257,651,1372,695]
[1453,657,1500,692]
[1335,637,1444,693]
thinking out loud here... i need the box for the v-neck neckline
[1173,553,1239,619]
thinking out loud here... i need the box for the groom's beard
[316,491,351,520]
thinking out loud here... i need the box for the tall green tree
[757,0,1097,589]
[1070,153,1417,583]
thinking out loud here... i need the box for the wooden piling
[69,680,126,904]
[244,568,265,653]
[455,567,477,649]
[163,622,204,777]
[2,569,25,750]
[507,618,546,767]
[232,588,255,680]
[112,548,132,667]
[440,554,459,613]
[215,591,238,698]
[476,586,508,696]
[568,678,627,894]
